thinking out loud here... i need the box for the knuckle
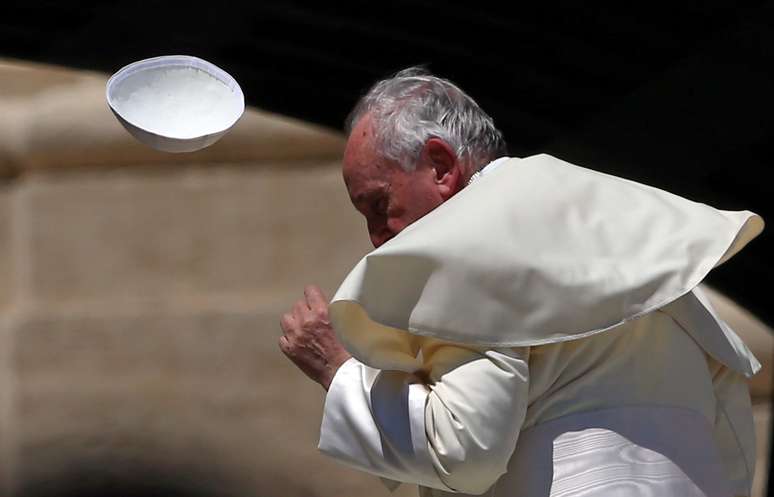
[278,337,289,352]
[280,340,296,357]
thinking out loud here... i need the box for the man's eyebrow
[354,186,384,204]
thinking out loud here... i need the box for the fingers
[304,285,329,312]
[279,314,295,357]
[293,300,309,319]
[280,313,295,334]
[280,285,329,354]
[278,334,292,356]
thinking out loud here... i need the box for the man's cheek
[387,217,408,236]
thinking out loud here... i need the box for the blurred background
[0,2,772,496]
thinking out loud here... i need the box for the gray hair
[346,66,507,173]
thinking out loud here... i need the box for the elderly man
[279,67,763,497]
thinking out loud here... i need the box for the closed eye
[373,196,388,216]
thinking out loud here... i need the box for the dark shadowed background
[3,0,770,322]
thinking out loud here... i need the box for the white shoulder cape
[329,154,764,373]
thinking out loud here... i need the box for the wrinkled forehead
[344,112,375,158]
[342,155,390,202]
[342,113,393,187]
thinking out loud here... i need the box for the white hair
[346,66,507,174]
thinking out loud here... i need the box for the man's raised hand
[279,285,352,390]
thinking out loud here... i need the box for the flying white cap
[106,55,244,153]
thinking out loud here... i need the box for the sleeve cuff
[317,358,451,490]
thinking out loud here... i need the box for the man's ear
[421,138,462,200]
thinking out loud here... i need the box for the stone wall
[2,162,432,497]
[0,59,770,497]
[0,58,417,497]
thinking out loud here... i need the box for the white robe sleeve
[318,344,530,494]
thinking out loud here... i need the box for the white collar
[467,156,511,186]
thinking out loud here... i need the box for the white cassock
[318,154,764,497]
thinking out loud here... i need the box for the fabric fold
[329,154,764,372]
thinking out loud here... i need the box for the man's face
[342,114,457,248]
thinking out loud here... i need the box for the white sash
[502,406,733,497]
